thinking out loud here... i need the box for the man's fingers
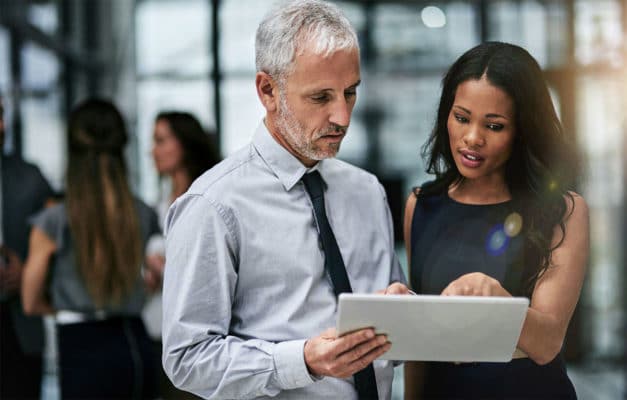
[321,327,337,339]
[337,334,387,364]
[346,340,391,374]
[333,328,375,354]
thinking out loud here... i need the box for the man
[162,1,407,399]
[0,100,53,398]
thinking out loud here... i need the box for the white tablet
[337,293,529,362]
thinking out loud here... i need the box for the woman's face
[447,76,516,184]
[152,119,185,175]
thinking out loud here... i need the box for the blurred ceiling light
[421,6,446,28]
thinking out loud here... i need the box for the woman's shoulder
[31,202,66,226]
[564,191,589,223]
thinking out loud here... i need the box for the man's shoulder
[324,158,381,190]
[187,144,258,197]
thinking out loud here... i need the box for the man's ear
[255,72,279,113]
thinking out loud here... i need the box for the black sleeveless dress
[410,191,577,399]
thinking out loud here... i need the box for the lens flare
[486,224,509,256]
[504,212,523,237]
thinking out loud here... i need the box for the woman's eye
[454,114,468,123]
[487,123,504,131]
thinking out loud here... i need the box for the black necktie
[302,171,379,400]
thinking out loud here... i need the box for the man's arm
[162,194,313,399]
[162,194,391,399]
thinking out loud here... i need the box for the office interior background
[0,0,625,399]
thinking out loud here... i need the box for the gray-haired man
[162,1,408,398]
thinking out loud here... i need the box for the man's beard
[275,93,346,162]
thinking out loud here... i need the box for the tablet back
[337,294,529,362]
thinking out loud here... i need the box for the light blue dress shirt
[162,122,406,399]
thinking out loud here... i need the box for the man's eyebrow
[348,80,361,89]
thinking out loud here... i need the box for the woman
[142,111,220,326]
[22,99,160,399]
[142,111,219,398]
[151,111,219,221]
[404,42,589,399]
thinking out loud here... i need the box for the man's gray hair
[255,0,359,82]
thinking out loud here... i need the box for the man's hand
[376,282,410,295]
[441,272,510,297]
[0,246,23,294]
[304,328,390,378]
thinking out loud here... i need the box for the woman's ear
[255,72,279,113]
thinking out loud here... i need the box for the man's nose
[329,98,351,128]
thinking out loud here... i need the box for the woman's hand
[441,272,511,297]
[144,254,165,292]
[376,282,410,295]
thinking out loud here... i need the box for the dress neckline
[444,192,512,207]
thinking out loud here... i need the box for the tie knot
[301,171,324,199]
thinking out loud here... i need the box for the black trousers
[57,316,157,400]
[0,302,43,400]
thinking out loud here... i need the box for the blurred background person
[21,98,160,399]
[143,110,220,398]
[1,98,53,399]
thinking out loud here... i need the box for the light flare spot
[486,224,509,256]
[504,212,523,237]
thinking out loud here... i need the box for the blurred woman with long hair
[142,110,219,399]
[22,98,160,399]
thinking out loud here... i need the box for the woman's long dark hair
[66,99,142,307]
[422,42,580,296]
[155,112,220,181]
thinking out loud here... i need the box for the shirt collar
[252,121,327,191]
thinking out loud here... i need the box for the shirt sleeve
[161,194,315,399]
[29,205,64,248]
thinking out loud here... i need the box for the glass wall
[135,0,214,205]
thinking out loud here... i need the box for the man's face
[273,47,360,166]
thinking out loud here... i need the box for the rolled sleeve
[273,339,317,389]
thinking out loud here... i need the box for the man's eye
[345,90,357,98]
[311,94,329,103]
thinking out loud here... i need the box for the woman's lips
[459,149,484,168]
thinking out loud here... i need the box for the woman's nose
[463,125,485,147]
